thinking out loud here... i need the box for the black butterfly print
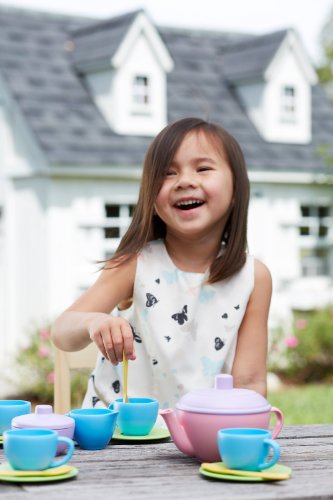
[234,305,240,310]
[130,324,142,343]
[155,278,160,284]
[152,359,158,365]
[146,292,158,307]
[222,313,228,319]
[164,336,171,342]
[92,396,100,407]
[171,305,188,325]
[101,357,105,362]
[90,374,95,383]
[215,337,225,351]
[112,380,120,393]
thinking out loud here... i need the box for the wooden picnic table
[0,424,332,499]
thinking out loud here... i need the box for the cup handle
[258,438,281,470]
[48,437,75,468]
[270,406,284,439]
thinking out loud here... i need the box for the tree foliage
[317,5,333,84]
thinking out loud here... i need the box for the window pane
[104,227,120,238]
[318,206,329,218]
[301,205,310,217]
[299,226,310,236]
[105,204,119,217]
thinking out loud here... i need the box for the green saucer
[112,427,170,441]
[199,463,291,482]
[0,464,79,483]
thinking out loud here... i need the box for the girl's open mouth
[175,200,205,211]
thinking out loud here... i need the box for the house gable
[75,11,174,136]
[225,29,318,145]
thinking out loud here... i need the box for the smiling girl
[51,117,272,409]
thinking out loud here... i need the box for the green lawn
[268,384,333,425]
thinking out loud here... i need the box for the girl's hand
[88,314,136,365]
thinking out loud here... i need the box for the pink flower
[39,328,50,340]
[295,319,308,330]
[47,371,55,384]
[38,346,49,357]
[285,336,299,348]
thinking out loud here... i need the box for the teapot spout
[160,409,195,458]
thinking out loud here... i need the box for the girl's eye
[166,170,176,176]
[197,166,212,172]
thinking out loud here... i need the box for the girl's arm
[51,256,136,365]
[231,258,272,397]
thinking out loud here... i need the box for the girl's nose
[175,170,198,189]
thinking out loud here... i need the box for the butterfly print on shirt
[234,304,240,310]
[146,293,158,307]
[215,337,225,350]
[155,278,160,284]
[92,396,100,407]
[222,313,228,319]
[164,336,171,342]
[112,380,120,393]
[130,324,142,343]
[152,359,158,365]
[171,305,188,325]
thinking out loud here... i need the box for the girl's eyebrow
[170,156,216,166]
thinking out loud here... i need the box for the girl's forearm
[51,311,108,352]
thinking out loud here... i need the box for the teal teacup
[0,400,31,435]
[217,428,281,471]
[68,408,118,450]
[110,398,158,436]
[3,428,74,470]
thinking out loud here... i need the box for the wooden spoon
[123,351,128,403]
[201,462,290,481]
[0,465,73,477]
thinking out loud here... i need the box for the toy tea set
[0,373,291,483]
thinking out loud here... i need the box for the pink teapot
[160,374,284,462]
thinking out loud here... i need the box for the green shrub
[14,323,89,409]
[269,306,333,383]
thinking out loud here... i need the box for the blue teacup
[110,398,158,436]
[0,400,31,435]
[217,428,281,471]
[3,428,74,470]
[68,408,118,450]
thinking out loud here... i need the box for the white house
[0,6,332,395]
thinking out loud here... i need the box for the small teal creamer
[110,398,158,436]
[68,408,118,450]
[3,428,74,470]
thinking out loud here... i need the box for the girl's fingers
[89,317,135,365]
[122,323,136,360]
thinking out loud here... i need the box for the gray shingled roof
[70,10,143,72]
[221,30,288,81]
[0,6,332,172]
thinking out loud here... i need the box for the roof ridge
[70,9,143,37]
[0,3,92,22]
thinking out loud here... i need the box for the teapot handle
[270,406,284,439]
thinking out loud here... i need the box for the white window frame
[298,204,332,277]
[131,74,151,116]
[280,85,297,123]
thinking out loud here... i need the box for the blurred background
[0,0,332,423]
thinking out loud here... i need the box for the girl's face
[154,130,234,242]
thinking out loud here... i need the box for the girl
[51,117,272,409]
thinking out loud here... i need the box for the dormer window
[280,85,297,123]
[132,75,151,116]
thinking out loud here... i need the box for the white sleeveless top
[82,239,254,410]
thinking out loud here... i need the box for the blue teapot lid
[176,374,271,414]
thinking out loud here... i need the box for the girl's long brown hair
[107,117,250,283]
